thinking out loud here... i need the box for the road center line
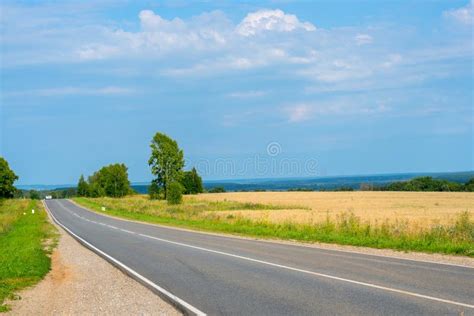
[59,203,474,310]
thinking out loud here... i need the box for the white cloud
[103,9,316,61]
[354,33,373,45]
[139,10,186,32]
[71,9,233,62]
[236,9,316,36]
[2,3,472,96]
[444,1,473,25]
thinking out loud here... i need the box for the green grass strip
[74,197,474,257]
[0,200,58,312]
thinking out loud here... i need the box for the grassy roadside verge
[0,199,58,312]
[73,196,474,257]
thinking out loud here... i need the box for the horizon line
[16,169,474,188]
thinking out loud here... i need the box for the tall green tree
[0,157,19,198]
[182,167,203,194]
[148,132,184,199]
[77,175,89,197]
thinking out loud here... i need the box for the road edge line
[43,200,206,316]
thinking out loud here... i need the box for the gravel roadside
[6,222,181,315]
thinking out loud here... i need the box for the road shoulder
[6,217,181,315]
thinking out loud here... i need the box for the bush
[209,186,226,193]
[29,190,40,200]
[167,182,184,205]
[148,180,162,200]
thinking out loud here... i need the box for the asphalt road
[45,199,474,315]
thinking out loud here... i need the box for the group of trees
[148,132,203,204]
[77,163,132,198]
[182,168,204,194]
[74,132,204,204]
[377,177,474,192]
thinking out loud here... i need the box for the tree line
[2,140,473,202]
[375,176,474,192]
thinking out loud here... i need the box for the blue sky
[1,0,473,185]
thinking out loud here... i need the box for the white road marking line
[44,201,206,316]
[57,201,474,310]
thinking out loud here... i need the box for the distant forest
[16,171,474,198]
[377,177,474,192]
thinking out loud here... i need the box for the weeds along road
[45,199,474,316]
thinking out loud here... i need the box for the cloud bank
[1,2,472,125]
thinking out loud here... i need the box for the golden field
[193,191,474,227]
[76,192,474,255]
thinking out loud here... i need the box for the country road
[45,199,474,316]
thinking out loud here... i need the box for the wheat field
[76,192,474,254]
[193,191,474,227]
